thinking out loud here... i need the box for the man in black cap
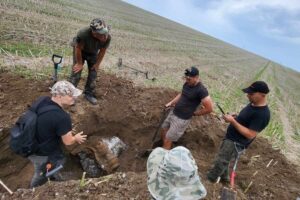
[161,66,213,150]
[207,81,271,183]
[69,18,111,105]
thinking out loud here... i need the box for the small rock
[78,152,104,177]
[55,192,59,196]
[122,173,126,178]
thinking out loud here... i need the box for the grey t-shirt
[75,27,111,54]
[173,82,209,120]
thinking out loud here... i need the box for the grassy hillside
[0,0,299,163]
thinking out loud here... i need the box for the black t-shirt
[225,103,270,147]
[76,27,111,54]
[173,82,209,120]
[35,97,72,156]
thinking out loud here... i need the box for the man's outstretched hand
[73,64,84,73]
[74,131,87,144]
[165,102,173,108]
[223,114,235,123]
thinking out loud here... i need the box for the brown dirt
[0,71,299,200]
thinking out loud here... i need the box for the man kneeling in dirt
[161,66,213,149]
[207,81,271,183]
[69,18,111,105]
[28,81,87,188]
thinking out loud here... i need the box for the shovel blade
[221,187,237,200]
[151,139,163,149]
[138,149,152,158]
[138,139,163,158]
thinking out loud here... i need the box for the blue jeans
[28,155,65,188]
[28,155,48,188]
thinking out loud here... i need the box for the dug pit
[0,71,300,199]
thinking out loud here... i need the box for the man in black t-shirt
[161,67,213,149]
[207,81,271,183]
[28,81,87,188]
[69,18,111,105]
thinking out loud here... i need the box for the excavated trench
[0,70,179,190]
[1,71,300,199]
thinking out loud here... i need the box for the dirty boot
[220,166,230,184]
[207,171,220,183]
[85,94,97,105]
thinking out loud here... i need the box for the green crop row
[0,42,71,57]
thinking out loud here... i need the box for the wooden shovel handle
[0,179,13,195]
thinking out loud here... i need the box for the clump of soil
[0,71,299,199]
[3,172,150,200]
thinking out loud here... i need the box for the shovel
[0,179,13,195]
[221,144,244,200]
[45,164,64,178]
[52,54,63,82]
[139,107,172,157]
[216,102,226,115]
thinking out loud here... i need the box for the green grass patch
[263,120,284,143]
[292,130,300,142]
[253,61,270,81]
[0,42,71,57]
[11,65,51,80]
[1,60,90,84]
[211,91,223,104]
[2,64,75,81]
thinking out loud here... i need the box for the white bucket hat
[147,146,207,200]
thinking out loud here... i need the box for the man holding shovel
[69,18,111,105]
[207,81,271,184]
[161,66,213,150]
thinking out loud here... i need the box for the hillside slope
[0,0,299,165]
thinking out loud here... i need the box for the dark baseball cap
[242,81,270,94]
[184,66,199,77]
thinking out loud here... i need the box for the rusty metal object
[71,136,122,174]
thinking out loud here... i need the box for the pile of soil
[0,70,299,199]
